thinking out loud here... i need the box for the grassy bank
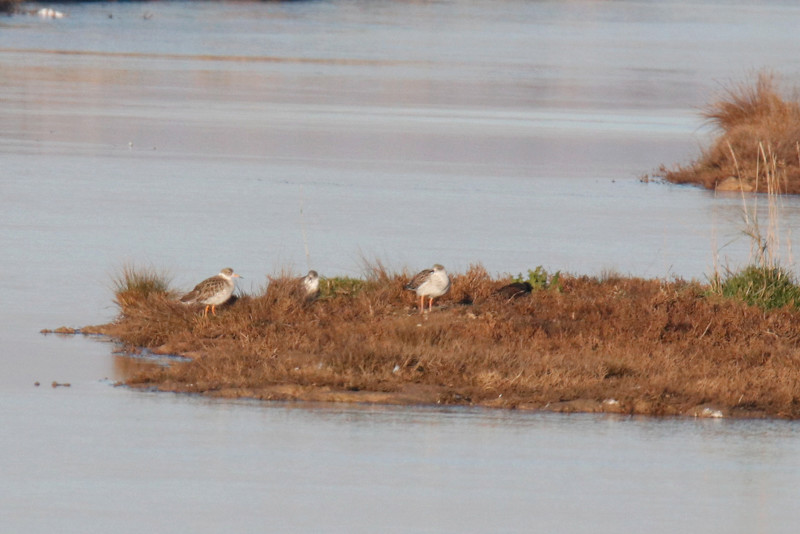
[64,263,800,419]
[659,72,800,193]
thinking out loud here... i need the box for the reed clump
[111,263,173,310]
[659,72,800,193]
[85,264,800,419]
[705,137,800,311]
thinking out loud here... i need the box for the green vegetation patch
[716,265,800,310]
[513,266,561,292]
[322,276,369,298]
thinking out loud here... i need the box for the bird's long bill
[233,273,242,279]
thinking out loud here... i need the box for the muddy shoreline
[124,382,770,420]
[46,327,770,419]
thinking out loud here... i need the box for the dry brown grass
[84,266,800,419]
[660,72,800,193]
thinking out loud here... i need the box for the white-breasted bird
[180,267,241,316]
[405,264,451,314]
[301,270,320,300]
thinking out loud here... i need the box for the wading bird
[405,264,451,314]
[180,267,241,316]
[301,270,320,300]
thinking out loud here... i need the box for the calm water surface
[3,1,800,531]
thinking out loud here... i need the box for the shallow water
[6,380,800,534]
[4,1,800,532]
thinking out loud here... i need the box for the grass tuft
[659,71,800,193]
[704,129,800,311]
[717,266,800,310]
[111,264,172,310]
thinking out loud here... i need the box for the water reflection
[111,350,191,382]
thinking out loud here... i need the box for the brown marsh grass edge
[67,265,800,420]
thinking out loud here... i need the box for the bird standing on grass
[405,264,451,314]
[302,270,320,300]
[180,267,241,317]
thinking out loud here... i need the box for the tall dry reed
[707,142,800,310]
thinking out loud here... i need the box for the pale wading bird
[405,264,451,314]
[180,267,241,317]
[301,270,320,300]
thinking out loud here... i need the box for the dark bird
[494,281,532,300]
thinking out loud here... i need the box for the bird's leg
[203,305,210,317]
[428,297,434,312]
[211,305,217,316]
[419,295,424,314]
